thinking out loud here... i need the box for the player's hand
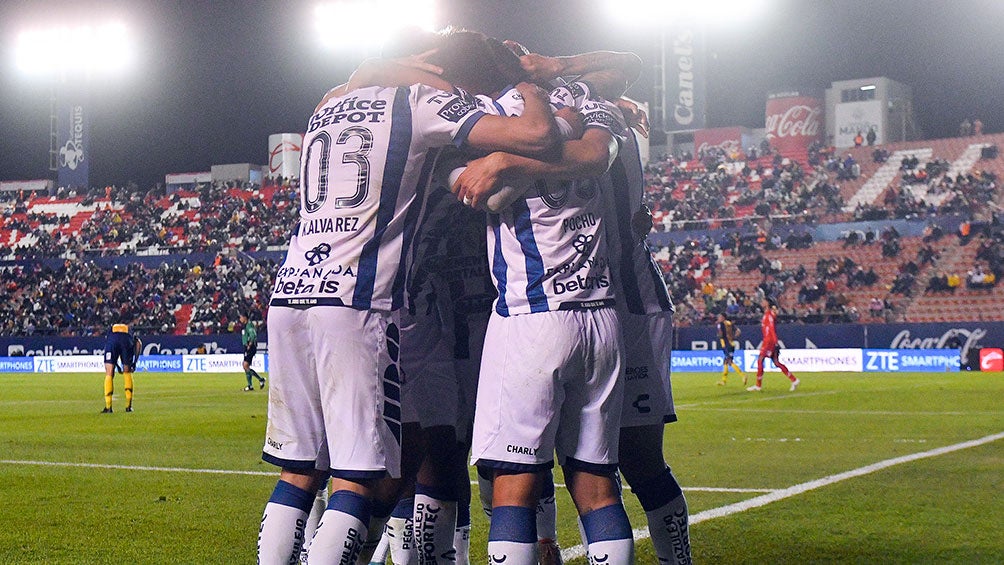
[617,97,650,138]
[514,81,549,103]
[631,204,653,241]
[451,152,507,210]
[553,106,585,140]
[517,53,564,82]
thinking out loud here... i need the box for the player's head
[239,314,249,324]
[112,323,129,334]
[763,297,776,310]
[380,26,438,58]
[426,27,529,95]
[717,313,726,322]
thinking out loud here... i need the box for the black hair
[426,27,529,94]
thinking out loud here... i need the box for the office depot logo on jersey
[980,348,1003,372]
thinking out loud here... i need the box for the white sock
[644,498,691,564]
[453,524,470,565]
[257,480,315,565]
[299,486,328,562]
[305,491,370,564]
[360,512,392,564]
[387,497,417,565]
[414,486,459,563]
[368,532,390,565]
[536,479,558,544]
[634,468,692,564]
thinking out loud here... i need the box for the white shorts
[262,306,403,480]
[471,308,623,473]
[400,309,459,430]
[620,310,677,427]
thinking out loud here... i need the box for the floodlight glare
[603,0,768,29]
[314,0,437,52]
[860,84,877,91]
[15,21,135,76]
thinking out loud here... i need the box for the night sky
[1,0,1002,189]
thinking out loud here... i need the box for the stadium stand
[0,133,1001,336]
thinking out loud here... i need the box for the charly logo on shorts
[304,243,331,266]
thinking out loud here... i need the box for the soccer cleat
[125,406,133,412]
[243,386,254,391]
[789,378,800,392]
[259,377,266,389]
[746,385,761,392]
[538,539,563,565]
[101,407,113,413]
[717,379,727,386]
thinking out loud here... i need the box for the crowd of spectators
[1,131,1001,337]
[1,179,299,260]
[0,252,276,337]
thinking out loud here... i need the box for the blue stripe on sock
[488,506,536,543]
[327,490,372,525]
[580,504,633,543]
[632,467,684,512]
[268,480,316,513]
[391,497,414,519]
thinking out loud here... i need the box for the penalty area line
[561,430,1004,562]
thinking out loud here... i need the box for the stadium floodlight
[14,21,136,76]
[602,0,767,29]
[860,84,877,91]
[314,0,437,52]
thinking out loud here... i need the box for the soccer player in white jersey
[462,48,694,561]
[256,30,562,564]
[602,98,692,565]
[454,79,636,565]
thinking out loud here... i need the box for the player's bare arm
[454,126,617,210]
[464,81,560,156]
[515,48,643,101]
[313,51,449,112]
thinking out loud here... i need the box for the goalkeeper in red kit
[747,298,800,392]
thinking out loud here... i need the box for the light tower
[14,20,136,190]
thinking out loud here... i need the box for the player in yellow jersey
[102,324,141,413]
[716,313,745,386]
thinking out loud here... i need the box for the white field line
[0,460,275,476]
[0,460,775,494]
[560,431,1004,562]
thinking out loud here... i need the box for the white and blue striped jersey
[601,128,675,315]
[270,84,485,312]
[484,82,628,316]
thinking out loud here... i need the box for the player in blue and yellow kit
[717,313,745,386]
[102,324,141,413]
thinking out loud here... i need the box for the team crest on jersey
[437,91,479,123]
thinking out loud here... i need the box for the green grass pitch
[0,370,1001,563]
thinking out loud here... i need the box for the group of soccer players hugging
[256,27,692,565]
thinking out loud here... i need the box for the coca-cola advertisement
[694,127,743,158]
[764,94,823,157]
